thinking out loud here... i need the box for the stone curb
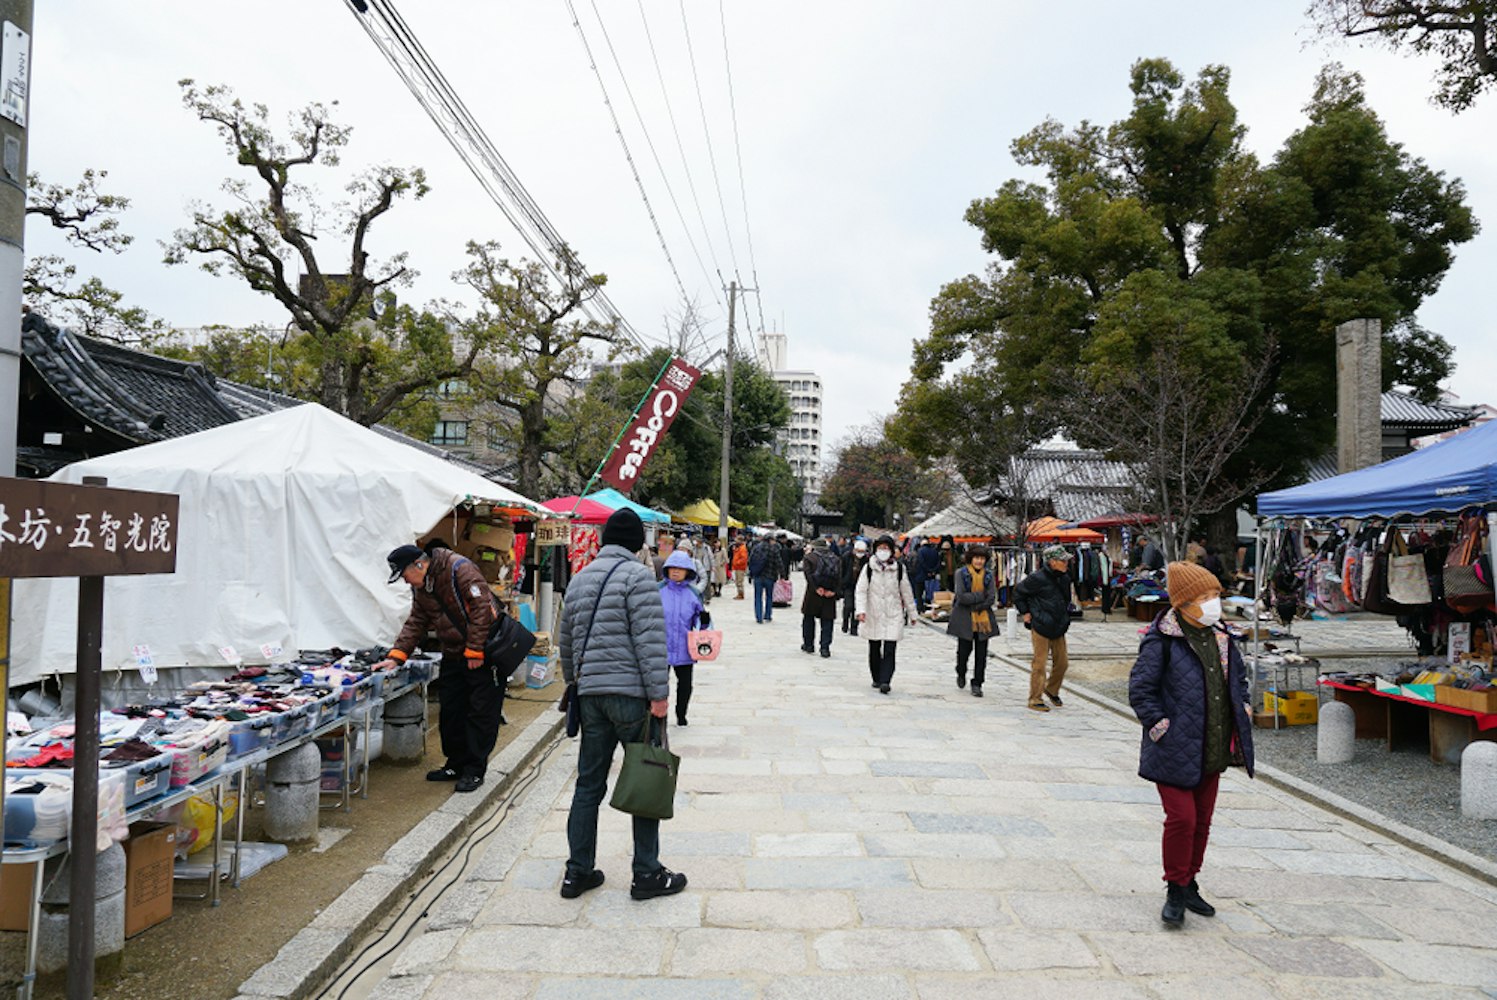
[989,650,1497,889]
[233,704,565,1000]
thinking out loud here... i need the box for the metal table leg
[232,766,248,888]
[20,859,44,1000]
[210,781,223,907]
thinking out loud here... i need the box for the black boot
[971,684,983,697]
[1183,879,1215,917]
[956,670,966,689]
[1161,883,1186,927]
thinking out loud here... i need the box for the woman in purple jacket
[660,549,706,726]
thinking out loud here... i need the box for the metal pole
[66,475,106,1000]
[717,282,737,541]
[0,0,32,480]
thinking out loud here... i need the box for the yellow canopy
[676,498,744,528]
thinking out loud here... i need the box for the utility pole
[0,0,32,477]
[717,282,736,541]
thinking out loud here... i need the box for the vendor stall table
[0,674,429,998]
[1319,679,1497,763]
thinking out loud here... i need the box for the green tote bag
[610,717,680,821]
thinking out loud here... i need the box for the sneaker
[560,869,605,899]
[631,867,688,900]
[1027,701,1050,712]
[454,773,485,793]
[425,766,459,782]
[1046,692,1064,707]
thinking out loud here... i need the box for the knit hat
[601,508,645,553]
[1041,544,1072,563]
[1167,561,1220,609]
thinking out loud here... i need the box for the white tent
[11,404,546,686]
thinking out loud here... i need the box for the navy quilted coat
[1128,610,1255,789]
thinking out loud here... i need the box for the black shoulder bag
[558,557,629,738]
[433,558,537,679]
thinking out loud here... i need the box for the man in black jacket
[841,538,869,635]
[1014,544,1075,713]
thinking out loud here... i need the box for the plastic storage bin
[103,750,174,807]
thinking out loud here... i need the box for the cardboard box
[932,591,954,609]
[1436,684,1497,714]
[1263,691,1319,726]
[1253,710,1286,729]
[0,861,38,932]
[124,822,175,937]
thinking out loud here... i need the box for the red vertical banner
[598,357,702,493]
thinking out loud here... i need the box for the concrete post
[381,689,426,763]
[264,743,322,843]
[1335,319,1382,474]
[1317,700,1356,764]
[1461,742,1497,820]
[37,842,125,976]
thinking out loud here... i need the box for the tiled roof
[906,495,1016,538]
[1380,390,1473,428]
[23,313,172,444]
[82,336,241,438]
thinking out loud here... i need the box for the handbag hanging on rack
[1444,513,1496,613]
[1362,527,1427,616]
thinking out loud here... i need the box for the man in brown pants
[1013,544,1075,712]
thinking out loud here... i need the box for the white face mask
[875,549,892,562]
[1195,597,1223,626]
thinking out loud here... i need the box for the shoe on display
[426,766,459,782]
[631,867,688,900]
[560,869,605,899]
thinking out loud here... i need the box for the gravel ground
[1074,667,1497,865]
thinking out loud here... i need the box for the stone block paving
[1034,614,1412,658]
[366,588,1497,998]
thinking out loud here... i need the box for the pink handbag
[687,629,723,662]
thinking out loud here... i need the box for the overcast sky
[25,1,1497,459]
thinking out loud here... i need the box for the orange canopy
[1022,516,1104,543]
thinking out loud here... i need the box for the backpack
[865,560,905,585]
[809,552,840,591]
[748,543,769,578]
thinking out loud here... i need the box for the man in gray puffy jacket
[558,508,688,902]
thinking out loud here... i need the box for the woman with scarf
[947,545,998,697]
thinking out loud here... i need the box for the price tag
[260,643,284,661]
[218,645,242,665]
[132,644,158,684]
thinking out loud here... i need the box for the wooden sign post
[0,475,179,1000]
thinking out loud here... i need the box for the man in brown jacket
[375,543,502,793]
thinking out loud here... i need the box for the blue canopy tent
[583,487,673,523]
[1253,419,1497,725]
[1258,417,1497,519]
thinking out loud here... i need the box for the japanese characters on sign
[0,478,180,578]
[598,357,702,493]
[535,518,570,547]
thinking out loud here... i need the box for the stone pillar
[264,743,322,843]
[1336,318,1382,473]
[1317,701,1355,764]
[1461,742,1497,820]
[382,690,427,763]
[38,842,125,975]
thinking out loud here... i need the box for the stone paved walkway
[1018,613,1413,658]
[365,587,1497,999]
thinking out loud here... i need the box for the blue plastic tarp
[583,487,673,523]
[1257,418,1497,519]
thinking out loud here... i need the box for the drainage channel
[315,733,565,1000]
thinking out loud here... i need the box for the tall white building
[757,330,824,500]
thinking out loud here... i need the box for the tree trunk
[517,393,548,499]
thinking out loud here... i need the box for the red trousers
[1155,770,1221,885]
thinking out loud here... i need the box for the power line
[679,0,741,281]
[345,0,655,351]
[638,0,727,295]
[564,0,694,312]
[718,0,769,339]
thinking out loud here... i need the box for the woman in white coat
[855,534,918,694]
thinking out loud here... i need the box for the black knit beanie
[601,508,645,552]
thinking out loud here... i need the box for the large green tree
[896,60,1475,531]
[822,423,948,531]
[1307,1,1497,111]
